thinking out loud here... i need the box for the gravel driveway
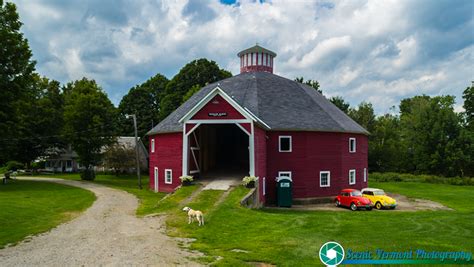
[0,177,201,266]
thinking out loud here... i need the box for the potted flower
[242,176,257,188]
[179,175,194,186]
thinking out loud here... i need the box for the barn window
[349,169,356,185]
[151,139,155,153]
[263,177,266,195]
[364,168,367,182]
[278,171,292,179]
[279,136,292,152]
[320,171,330,187]
[165,169,172,184]
[154,167,159,192]
[349,138,356,153]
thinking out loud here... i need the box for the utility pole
[126,114,142,189]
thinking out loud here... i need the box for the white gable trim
[178,87,269,130]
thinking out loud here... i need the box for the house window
[278,171,292,179]
[263,177,266,196]
[364,168,367,182]
[320,171,330,187]
[66,160,72,168]
[279,136,292,152]
[151,139,155,153]
[165,169,172,184]
[349,169,356,185]
[349,138,356,153]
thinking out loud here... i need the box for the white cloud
[11,0,473,114]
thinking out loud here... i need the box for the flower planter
[182,180,192,186]
[245,181,255,188]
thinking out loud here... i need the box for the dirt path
[0,177,201,266]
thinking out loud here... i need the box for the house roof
[147,72,368,135]
[237,44,277,57]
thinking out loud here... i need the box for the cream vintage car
[361,188,397,210]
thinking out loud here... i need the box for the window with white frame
[151,139,155,153]
[154,167,159,191]
[278,171,292,179]
[165,169,172,184]
[349,169,356,185]
[349,138,356,153]
[320,171,330,187]
[279,136,292,152]
[364,168,367,182]
[263,177,266,195]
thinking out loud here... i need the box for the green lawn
[0,180,95,248]
[163,183,474,266]
[29,174,474,266]
[28,173,165,216]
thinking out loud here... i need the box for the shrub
[80,169,96,181]
[370,172,474,186]
[242,176,257,186]
[179,175,194,182]
[5,161,24,171]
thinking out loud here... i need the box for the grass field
[26,174,474,266]
[161,182,474,266]
[0,180,95,248]
[27,173,165,216]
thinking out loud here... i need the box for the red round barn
[147,45,368,205]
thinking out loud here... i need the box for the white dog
[182,206,204,226]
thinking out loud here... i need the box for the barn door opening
[192,124,249,179]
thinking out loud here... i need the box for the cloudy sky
[12,0,474,113]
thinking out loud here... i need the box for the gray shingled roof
[237,44,277,57]
[147,72,368,135]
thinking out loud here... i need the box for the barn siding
[191,95,245,120]
[266,131,368,204]
[254,125,267,204]
[149,132,183,193]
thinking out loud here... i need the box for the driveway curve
[0,177,201,266]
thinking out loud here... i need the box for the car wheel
[375,202,382,210]
[350,203,357,211]
[335,200,340,207]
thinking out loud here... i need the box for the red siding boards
[265,131,368,204]
[149,133,183,193]
[192,95,245,120]
[254,126,267,204]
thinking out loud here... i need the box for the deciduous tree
[63,78,117,180]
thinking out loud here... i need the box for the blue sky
[11,0,474,113]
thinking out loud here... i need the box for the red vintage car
[335,189,373,211]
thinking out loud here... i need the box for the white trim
[187,119,251,124]
[349,137,356,153]
[263,177,266,196]
[278,171,292,179]
[319,171,331,187]
[349,169,356,185]
[249,122,255,176]
[243,107,271,130]
[179,87,255,123]
[182,124,188,176]
[151,139,155,153]
[235,122,251,136]
[278,136,292,152]
[154,167,159,192]
[165,169,173,184]
[185,123,201,136]
[364,168,367,182]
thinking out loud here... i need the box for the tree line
[1,1,472,178]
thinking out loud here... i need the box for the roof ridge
[298,82,368,134]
